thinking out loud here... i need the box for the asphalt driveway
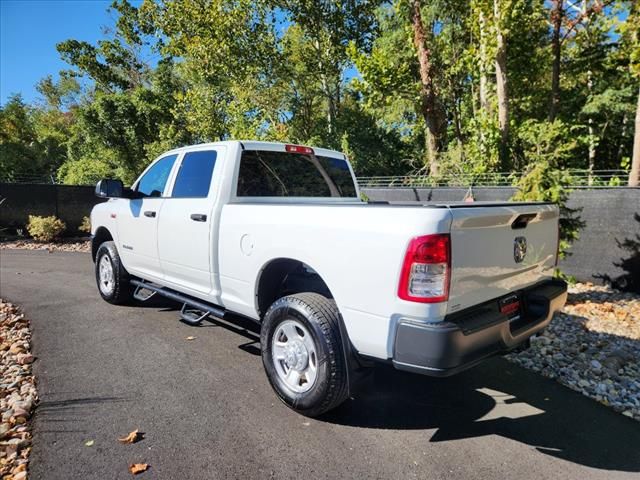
[1,249,639,479]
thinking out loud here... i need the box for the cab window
[136,154,177,197]
[171,150,217,198]
[236,150,357,197]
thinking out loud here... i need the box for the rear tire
[261,293,349,417]
[95,241,133,305]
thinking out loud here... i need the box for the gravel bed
[507,282,640,421]
[0,239,90,253]
[0,301,38,479]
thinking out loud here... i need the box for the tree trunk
[410,0,441,176]
[549,0,563,121]
[630,86,640,187]
[314,40,337,135]
[494,0,510,169]
[477,9,490,159]
[616,112,628,162]
[321,73,337,134]
[586,69,596,184]
[587,118,596,184]
[479,10,489,113]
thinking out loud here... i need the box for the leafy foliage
[26,215,66,242]
[79,216,92,234]
[0,0,637,196]
[511,120,586,260]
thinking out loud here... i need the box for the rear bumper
[392,279,567,377]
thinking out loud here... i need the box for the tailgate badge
[514,237,527,263]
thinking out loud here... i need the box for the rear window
[236,150,357,197]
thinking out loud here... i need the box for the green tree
[142,0,283,141]
[54,0,188,183]
[512,119,586,259]
[274,0,379,140]
[2,0,636,187]
[0,95,41,178]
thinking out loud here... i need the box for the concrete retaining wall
[563,189,639,292]
[0,183,104,234]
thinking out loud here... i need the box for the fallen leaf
[85,440,94,447]
[118,429,142,444]
[129,463,149,475]
[185,336,196,341]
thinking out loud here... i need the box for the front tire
[95,241,133,304]
[261,293,349,417]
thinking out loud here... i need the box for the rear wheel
[95,241,133,304]
[261,293,349,417]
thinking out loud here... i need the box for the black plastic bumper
[392,279,568,377]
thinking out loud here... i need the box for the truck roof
[162,140,347,160]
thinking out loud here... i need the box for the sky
[0,0,118,104]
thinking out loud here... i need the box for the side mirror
[95,179,124,198]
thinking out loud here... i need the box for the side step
[129,279,226,326]
[132,280,157,302]
[180,304,209,326]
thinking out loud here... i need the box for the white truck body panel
[117,196,165,277]
[91,140,563,363]
[218,203,452,358]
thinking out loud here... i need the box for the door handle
[144,210,156,218]
[190,213,207,222]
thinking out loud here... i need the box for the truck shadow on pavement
[321,360,640,473]
[132,300,640,473]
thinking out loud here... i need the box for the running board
[129,279,226,326]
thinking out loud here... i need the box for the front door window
[136,154,178,197]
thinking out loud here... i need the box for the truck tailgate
[446,203,559,314]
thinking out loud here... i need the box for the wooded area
[1,0,639,188]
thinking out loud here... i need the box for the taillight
[398,234,451,303]
[285,144,314,154]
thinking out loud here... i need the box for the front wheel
[260,293,349,417]
[95,241,133,304]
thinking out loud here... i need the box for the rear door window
[236,150,356,197]
[172,150,217,198]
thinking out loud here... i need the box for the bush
[512,161,584,261]
[26,215,66,242]
[79,216,91,234]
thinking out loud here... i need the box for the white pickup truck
[91,140,567,416]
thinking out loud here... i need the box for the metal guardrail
[1,169,632,188]
[357,170,631,189]
[0,173,59,184]
[357,173,515,188]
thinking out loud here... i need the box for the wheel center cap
[285,341,308,371]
